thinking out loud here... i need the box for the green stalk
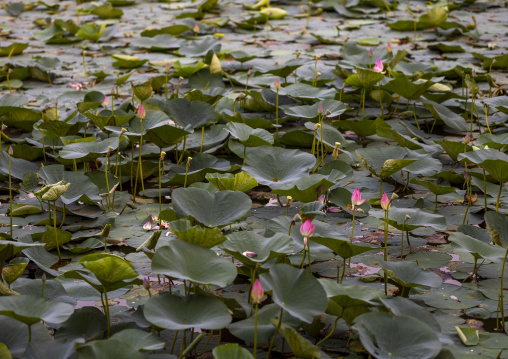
[159,155,163,215]
[253,303,259,359]
[499,248,508,332]
[200,127,205,152]
[138,122,145,196]
[104,152,111,210]
[350,210,355,244]
[378,82,384,116]
[307,239,312,274]
[300,247,307,269]
[384,209,389,295]
[8,151,12,237]
[413,103,420,130]
[104,289,111,337]
[266,307,283,359]
[484,169,488,211]
[361,88,366,121]
[316,316,340,346]
[53,201,62,261]
[463,179,471,225]
[275,88,279,139]
[496,182,503,212]
[320,115,324,167]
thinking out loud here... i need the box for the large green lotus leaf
[353,312,442,359]
[381,261,442,289]
[178,37,221,57]
[310,236,378,259]
[144,294,232,330]
[379,297,441,332]
[0,343,11,359]
[149,98,217,129]
[91,4,123,19]
[434,140,473,162]
[41,225,72,251]
[104,110,171,138]
[355,67,385,88]
[356,146,408,178]
[0,43,28,57]
[172,187,251,228]
[222,111,272,129]
[79,253,138,287]
[54,307,106,342]
[221,231,292,266]
[225,122,273,147]
[0,316,52,358]
[58,137,119,161]
[111,54,148,68]
[260,264,327,323]
[458,148,508,165]
[419,284,483,310]
[140,23,192,37]
[319,280,384,307]
[205,172,258,192]
[383,76,436,100]
[448,232,503,262]
[76,23,106,41]
[171,60,208,77]
[164,153,233,186]
[276,83,335,101]
[409,178,456,195]
[270,319,330,359]
[24,338,77,359]
[145,124,191,148]
[477,133,508,150]
[38,119,83,137]
[334,118,380,137]
[172,124,229,152]
[327,187,370,218]
[0,295,74,326]
[480,159,508,184]
[373,207,447,232]
[253,58,308,79]
[110,329,165,351]
[228,303,302,344]
[485,211,508,248]
[423,101,468,131]
[76,339,145,359]
[0,152,39,180]
[482,96,508,114]
[315,123,347,151]
[0,241,44,263]
[169,219,227,248]
[284,99,347,120]
[38,165,101,204]
[272,171,346,203]
[243,146,315,190]
[212,343,254,359]
[152,240,237,286]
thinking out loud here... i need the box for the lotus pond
[1,0,508,358]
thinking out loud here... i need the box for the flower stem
[499,248,508,332]
[8,152,12,237]
[253,303,259,359]
[307,239,312,274]
[496,182,503,212]
[267,307,283,359]
[384,209,389,295]
[54,201,62,261]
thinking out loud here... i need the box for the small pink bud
[111,87,115,95]
[138,104,146,119]
[368,48,373,57]
[318,195,326,204]
[351,188,365,208]
[463,133,471,144]
[143,277,150,291]
[193,24,199,33]
[42,273,47,282]
[463,171,471,181]
[8,146,13,156]
[251,279,264,304]
[387,43,392,53]
[165,62,171,72]
[381,192,390,211]
[274,78,281,90]
[317,104,323,115]
[472,69,476,78]
[242,250,258,258]
[103,95,109,107]
[300,219,316,238]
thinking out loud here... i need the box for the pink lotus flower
[318,195,326,204]
[251,279,264,304]
[274,78,281,90]
[69,82,84,91]
[351,188,365,208]
[138,104,146,120]
[381,192,390,211]
[373,59,386,74]
[242,250,258,258]
[300,219,315,239]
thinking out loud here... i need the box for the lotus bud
[404,214,411,221]
[316,71,321,78]
[99,224,111,239]
[251,279,264,304]
[324,109,332,117]
[8,146,13,156]
[143,277,150,290]
[484,145,489,149]
[242,250,258,258]
[472,69,476,78]
[317,104,323,115]
[335,142,341,148]
[463,171,471,182]
[472,146,480,151]
[238,92,246,100]
[193,24,199,34]
[373,59,386,74]
[108,146,114,153]
[121,128,128,135]
[111,87,115,95]
[247,69,253,76]
[138,104,146,120]
[274,78,281,90]
[315,123,320,130]
[381,192,390,211]
[186,156,192,166]
[351,188,365,207]
[391,192,399,200]
[42,273,47,282]
[165,62,171,72]
[160,151,166,160]
[463,133,471,144]
[178,76,184,83]
[315,55,321,60]
[387,43,392,53]
[210,53,222,75]
[492,59,496,65]
[300,219,316,239]
[368,48,373,57]
[83,50,87,56]
[287,195,292,201]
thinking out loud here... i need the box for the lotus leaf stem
[267,307,283,359]
[316,316,340,346]
[499,248,508,332]
[496,182,503,212]
[182,332,204,358]
[171,330,179,354]
[104,289,111,338]
[384,209,389,295]
[179,330,187,359]
[53,201,62,261]
[8,151,12,237]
